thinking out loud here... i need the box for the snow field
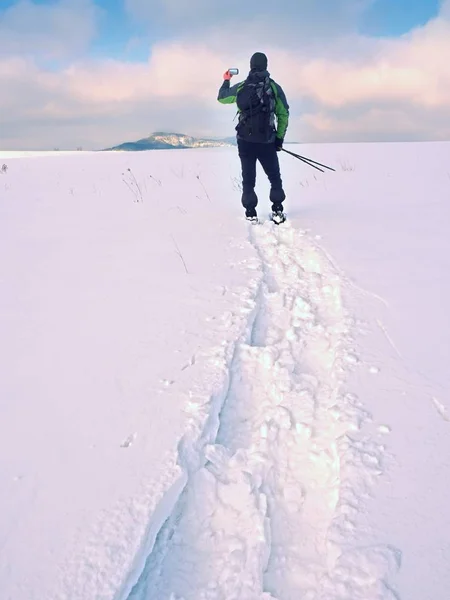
[2,142,450,600]
[0,149,260,600]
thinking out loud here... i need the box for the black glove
[275,137,283,152]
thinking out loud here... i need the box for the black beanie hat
[250,52,268,71]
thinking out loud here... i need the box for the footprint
[431,397,450,422]
[120,433,137,448]
[378,425,391,434]
[161,379,175,386]
[181,355,196,371]
[344,353,359,365]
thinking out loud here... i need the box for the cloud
[441,0,450,18]
[291,17,450,114]
[0,43,233,149]
[1,0,450,149]
[0,0,99,60]
[125,0,373,50]
[301,104,450,143]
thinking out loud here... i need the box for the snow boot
[245,208,259,224]
[271,210,286,225]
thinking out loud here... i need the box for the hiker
[217,52,289,224]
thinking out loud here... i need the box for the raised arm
[217,78,242,104]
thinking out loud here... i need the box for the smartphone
[228,68,239,76]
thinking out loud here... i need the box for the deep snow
[0,142,449,600]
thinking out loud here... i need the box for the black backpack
[235,74,276,143]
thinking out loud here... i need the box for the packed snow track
[120,221,400,600]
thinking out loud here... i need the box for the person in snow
[217,52,289,224]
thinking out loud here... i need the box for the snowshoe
[271,211,286,225]
[246,215,260,224]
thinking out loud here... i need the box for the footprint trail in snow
[125,222,400,600]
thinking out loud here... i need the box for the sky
[0,0,449,149]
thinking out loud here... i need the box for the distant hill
[104,132,236,151]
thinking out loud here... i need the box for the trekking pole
[282,149,324,172]
[297,154,336,172]
[282,148,336,172]
[283,148,336,171]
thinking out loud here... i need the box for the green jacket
[217,74,289,140]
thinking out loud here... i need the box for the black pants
[238,139,286,215]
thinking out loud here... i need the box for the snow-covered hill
[1,142,449,600]
[105,132,234,151]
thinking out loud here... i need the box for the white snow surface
[0,142,449,600]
